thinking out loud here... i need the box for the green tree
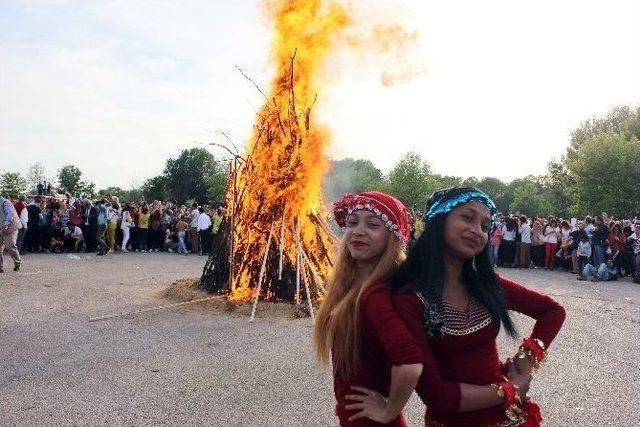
[163,148,222,203]
[568,105,640,162]
[0,171,27,195]
[98,186,126,200]
[78,180,96,198]
[509,180,554,217]
[566,132,640,216]
[461,176,480,188]
[57,165,95,197]
[323,158,384,202]
[432,174,462,189]
[142,176,170,201]
[57,165,82,194]
[205,163,228,205]
[385,152,439,210]
[475,177,508,212]
[543,158,573,216]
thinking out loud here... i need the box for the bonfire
[199,0,350,319]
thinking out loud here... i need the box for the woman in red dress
[314,191,424,426]
[350,187,566,427]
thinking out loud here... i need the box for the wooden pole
[250,224,274,322]
[278,210,285,280]
[300,247,326,294]
[301,260,315,323]
[295,217,301,305]
[229,157,237,292]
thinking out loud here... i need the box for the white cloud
[1,0,639,189]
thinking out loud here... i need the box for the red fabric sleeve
[392,292,462,412]
[498,275,566,349]
[361,284,424,366]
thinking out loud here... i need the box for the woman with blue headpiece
[347,187,566,427]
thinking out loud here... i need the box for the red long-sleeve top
[392,275,566,427]
[333,283,424,426]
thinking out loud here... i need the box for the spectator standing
[106,203,120,252]
[137,206,150,252]
[24,197,41,252]
[95,200,110,255]
[583,216,595,241]
[69,202,82,227]
[499,217,517,267]
[489,219,503,268]
[129,205,140,252]
[0,192,22,273]
[543,218,559,269]
[85,200,99,253]
[120,205,134,252]
[211,208,223,236]
[196,207,212,255]
[568,225,584,274]
[518,215,532,268]
[189,203,200,255]
[628,225,640,279]
[530,219,545,267]
[576,234,592,274]
[592,216,609,267]
[149,204,163,252]
[176,216,189,254]
[608,223,626,271]
[14,196,28,252]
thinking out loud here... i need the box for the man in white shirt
[518,216,532,268]
[64,221,84,252]
[196,207,212,255]
[189,202,200,255]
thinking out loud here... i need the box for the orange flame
[228,0,349,302]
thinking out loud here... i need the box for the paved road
[1,253,638,426]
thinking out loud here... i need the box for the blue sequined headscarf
[422,187,497,233]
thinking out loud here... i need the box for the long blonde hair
[313,232,406,379]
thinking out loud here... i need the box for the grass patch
[160,278,312,319]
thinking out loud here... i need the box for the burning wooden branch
[199,55,336,317]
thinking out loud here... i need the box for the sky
[1,0,639,190]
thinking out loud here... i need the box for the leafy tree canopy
[0,171,27,195]
[566,132,640,217]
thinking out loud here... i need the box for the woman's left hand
[345,386,393,423]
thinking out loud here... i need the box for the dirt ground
[1,252,638,426]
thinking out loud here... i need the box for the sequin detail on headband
[423,190,497,231]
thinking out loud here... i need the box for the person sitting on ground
[578,257,619,282]
[49,222,66,253]
[64,220,84,252]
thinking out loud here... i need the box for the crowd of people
[2,192,225,258]
[406,211,640,283]
[484,213,640,282]
[3,190,640,284]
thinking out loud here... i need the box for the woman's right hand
[505,357,532,401]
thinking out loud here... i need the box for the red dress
[392,275,566,427]
[333,283,424,426]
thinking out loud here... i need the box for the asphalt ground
[1,252,638,426]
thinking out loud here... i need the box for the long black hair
[390,188,518,338]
